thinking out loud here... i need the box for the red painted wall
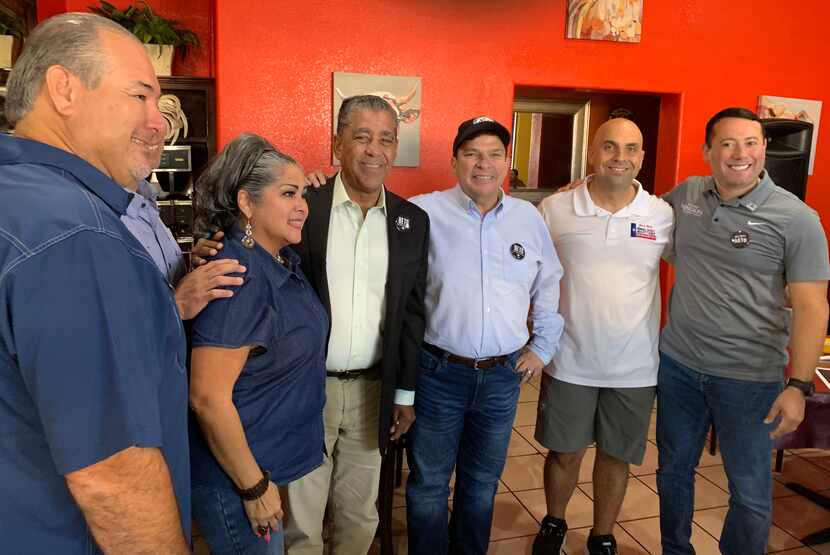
[37,0,212,76]
[214,0,829,234]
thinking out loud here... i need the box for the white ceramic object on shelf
[144,44,174,76]
[0,35,18,69]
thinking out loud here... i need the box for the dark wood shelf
[156,77,215,247]
[159,76,216,160]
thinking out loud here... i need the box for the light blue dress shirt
[120,180,186,286]
[410,185,564,364]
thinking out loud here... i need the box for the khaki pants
[284,377,382,555]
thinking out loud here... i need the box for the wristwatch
[786,377,815,397]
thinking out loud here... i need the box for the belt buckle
[473,358,481,370]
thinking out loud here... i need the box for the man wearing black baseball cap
[405,116,564,554]
[451,116,512,154]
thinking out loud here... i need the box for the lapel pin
[395,216,410,232]
[510,243,526,260]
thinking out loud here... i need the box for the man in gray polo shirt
[657,107,830,555]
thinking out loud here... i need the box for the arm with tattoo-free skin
[765,281,829,438]
[65,447,189,554]
[174,257,245,320]
[174,231,246,320]
[189,346,283,538]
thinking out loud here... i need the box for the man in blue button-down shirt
[0,13,191,554]
[406,117,564,555]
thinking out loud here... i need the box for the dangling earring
[241,219,255,249]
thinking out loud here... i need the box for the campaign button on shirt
[630,222,657,240]
[510,243,526,260]
[731,229,750,248]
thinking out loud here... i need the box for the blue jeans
[193,479,284,555]
[406,347,522,555]
[656,352,782,555]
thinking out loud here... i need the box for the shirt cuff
[528,344,553,366]
[394,389,415,406]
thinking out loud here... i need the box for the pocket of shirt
[498,246,538,294]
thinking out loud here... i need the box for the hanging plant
[0,5,26,40]
[89,1,199,59]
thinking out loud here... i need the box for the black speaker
[762,118,813,201]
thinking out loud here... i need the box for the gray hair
[5,12,138,127]
[193,133,300,238]
[336,94,399,137]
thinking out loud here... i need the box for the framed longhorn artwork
[332,71,422,167]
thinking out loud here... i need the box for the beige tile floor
[195,378,830,554]
[374,378,830,554]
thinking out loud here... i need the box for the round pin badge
[510,243,526,260]
[730,230,750,249]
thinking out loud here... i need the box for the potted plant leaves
[0,5,26,69]
[89,1,199,76]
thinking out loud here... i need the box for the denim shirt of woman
[190,225,328,485]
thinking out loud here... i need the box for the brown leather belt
[326,362,381,380]
[423,343,510,369]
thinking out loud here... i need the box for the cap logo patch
[472,116,494,125]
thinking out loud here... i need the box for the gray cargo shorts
[534,373,656,465]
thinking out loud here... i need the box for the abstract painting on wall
[758,95,822,174]
[332,72,422,167]
[566,0,643,43]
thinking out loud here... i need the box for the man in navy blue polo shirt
[0,13,191,554]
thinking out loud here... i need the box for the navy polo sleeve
[191,271,276,351]
[2,231,181,475]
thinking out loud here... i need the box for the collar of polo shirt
[705,171,773,212]
[574,175,649,218]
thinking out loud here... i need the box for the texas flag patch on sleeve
[630,222,656,240]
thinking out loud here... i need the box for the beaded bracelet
[236,470,271,501]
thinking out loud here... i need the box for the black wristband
[786,377,815,398]
[236,470,271,501]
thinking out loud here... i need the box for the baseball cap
[452,116,511,155]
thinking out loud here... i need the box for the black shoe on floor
[532,515,567,555]
[586,531,617,555]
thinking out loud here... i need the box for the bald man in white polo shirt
[532,118,673,555]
